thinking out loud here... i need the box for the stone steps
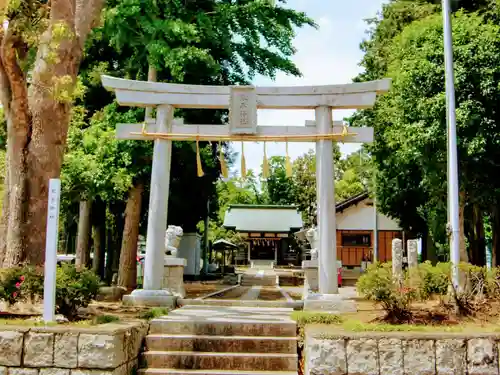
[139,369,297,375]
[177,298,303,310]
[240,275,277,287]
[141,306,298,375]
[149,318,296,337]
[146,334,297,353]
[142,351,298,371]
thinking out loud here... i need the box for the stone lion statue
[165,225,183,257]
[306,227,319,260]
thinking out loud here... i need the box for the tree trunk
[0,0,105,267]
[118,183,144,290]
[492,205,500,267]
[459,192,468,263]
[473,204,485,266]
[75,200,92,269]
[105,222,114,284]
[91,198,106,278]
[0,148,9,265]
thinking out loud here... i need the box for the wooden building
[222,205,303,268]
[336,192,402,267]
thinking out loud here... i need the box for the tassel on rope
[241,141,247,179]
[219,141,228,179]
[196,138,204,177]
[262,141,270,178]
[285,140,293,178]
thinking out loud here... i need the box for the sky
[231,0,387,176]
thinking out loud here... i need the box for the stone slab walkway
[240,286,261,300]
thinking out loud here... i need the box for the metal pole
[442,0,460,291]
[202,199,209,274]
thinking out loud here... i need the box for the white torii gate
[101,75,391,306]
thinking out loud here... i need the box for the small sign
[229,86,257,134]
[43,179,61,323]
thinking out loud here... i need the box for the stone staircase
[240,272,277,287]
[139,305,298,375]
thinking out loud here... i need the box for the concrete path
[240,286,261,300]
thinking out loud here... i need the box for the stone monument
[392,238,403,284]
[407,239,418,269]
[163,225,187,297]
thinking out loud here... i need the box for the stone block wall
[306,330,500,375]
[0,321,148,375]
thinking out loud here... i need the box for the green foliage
[263,156,296,206]
[417,261,450,299]
[0,265,100,320]
[54,264,100,321]
[93,315,120,324]
[0,268,26,305]
[139,307,169,320]
[357,263,417,322]
[70,0,316,238]
[354,6,500,258]
[291,311,343,326]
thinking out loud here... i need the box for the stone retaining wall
[0,321,148,375]
[305,329,500,375]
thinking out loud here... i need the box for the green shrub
[0,268,26,305]
[0,264,100,321]
[357,262,417,323]
[417,261,450,300]
[55,263,100,321]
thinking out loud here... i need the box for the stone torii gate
[101,75,391,307]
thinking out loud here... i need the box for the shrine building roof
[223,204,303,233]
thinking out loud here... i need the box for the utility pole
[442,0,460,291]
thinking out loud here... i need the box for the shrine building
[222,204,303,268]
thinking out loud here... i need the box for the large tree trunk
[118,183,144,290]
[91,198,106,278]
[75,200,92,269]
[0,0,104,267]
[0,27,32,268]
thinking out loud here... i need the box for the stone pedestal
[303,293,357,313]
[163,257,187,297]
[177,233,202,276]
[122,289,176,307]
[302,259,319,296]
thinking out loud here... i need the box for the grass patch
[138,307,169,320]
[92,315,120,325]
[291,311,343,325]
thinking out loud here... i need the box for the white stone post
[124,105,176,306]
[315,106,338,295]
[392,238,403,283]
[407,239,418,269]
[43,179,61,322]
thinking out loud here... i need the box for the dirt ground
[184,281,230,299]
[207,286,249,300]
[258,287,286,301]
